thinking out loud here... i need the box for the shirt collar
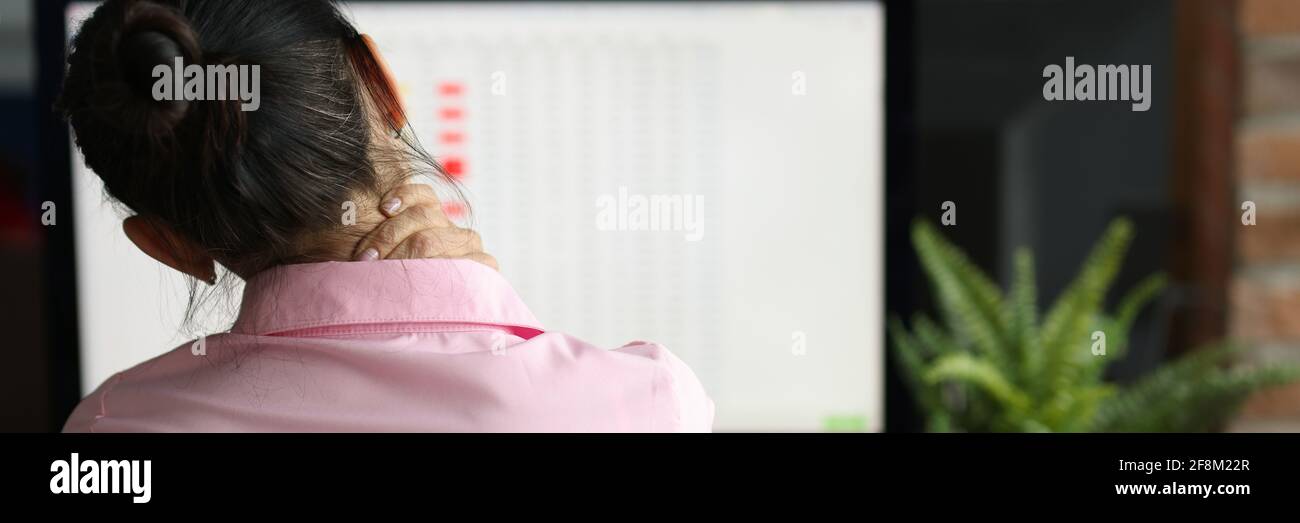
[231,258,545,337]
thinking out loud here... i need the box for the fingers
[353,182,496,272]
[354,184,452,260]
[378,183,446,220]
[384,227,496,271]
[387,227,484,261]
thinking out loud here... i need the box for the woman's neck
[226,195,390,278]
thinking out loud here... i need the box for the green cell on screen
[823,415,869,433]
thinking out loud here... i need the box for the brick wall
[1230,0,1300,430]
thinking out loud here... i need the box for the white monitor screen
[68,1,883,432]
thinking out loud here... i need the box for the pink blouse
[63,259,714,432]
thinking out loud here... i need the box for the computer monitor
[66,1,884,432]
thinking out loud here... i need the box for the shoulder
[61,372,124,433]
[513,333,715,432]
[60,336,214,433]
[610,341,716,433]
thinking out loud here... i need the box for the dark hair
[59,0,455,291]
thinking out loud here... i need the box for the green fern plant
[890,218,1300,432]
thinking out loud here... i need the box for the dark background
[886,0,1178,431]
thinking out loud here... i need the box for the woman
[59,0,713,432]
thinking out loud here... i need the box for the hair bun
[115,1,203,132]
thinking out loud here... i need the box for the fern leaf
[1037,218,1133,397]
[925,353,1030,413]
[912,313,961,358]
[1097,340,1237,431]
[888,316,953,429]
[1075,273,1167,386]
[1008,248,1038,387]
[888,317,932,399]
[1110,273,1168,356]
[912,220,1011,373]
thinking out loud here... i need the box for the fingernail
[358,248,379,261]
[382,198,402,215]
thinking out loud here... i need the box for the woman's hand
[352,183,498,270]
